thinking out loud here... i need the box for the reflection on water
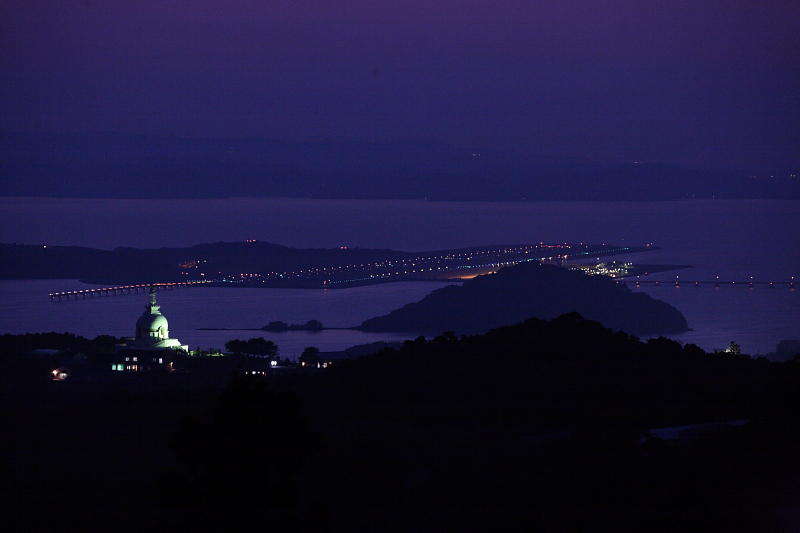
[1,276,796,358]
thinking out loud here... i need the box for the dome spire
[146,284,160,314]
[122,283,187,352]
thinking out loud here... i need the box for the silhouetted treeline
[224,337,279,357]
[360,260,688,337]
[0,331,123,356]
[262,320,323,332]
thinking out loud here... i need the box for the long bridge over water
[627,279,795,289]
[47,240,796,301]
[49,275,795,302]
[49,281,208,301]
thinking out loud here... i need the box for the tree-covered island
[359,260,689,337]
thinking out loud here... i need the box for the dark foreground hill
[4,316,798,532]
[359,261,688,337]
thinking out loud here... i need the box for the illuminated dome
[136,312,169,340]
[118,285,188,352]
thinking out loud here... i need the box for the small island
[358,261,688,337]
[261,320,323,332]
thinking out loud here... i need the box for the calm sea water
[0,280,457,360]
[1,198,797,358]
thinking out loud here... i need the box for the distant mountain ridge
[0,241,413,284]
[358,261,689,337]
[2,132,795,201]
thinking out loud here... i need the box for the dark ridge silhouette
[2,132,796,200]
[1,241,658,287]
[359,261,688,337]
[0,241,414,283]
[275,314,799,533]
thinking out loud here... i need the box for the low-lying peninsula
[358,261,688,337]
[0,241,662,287]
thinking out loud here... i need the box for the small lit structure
[52,367,70,380]
[299,350,355,369]
[110,349,172,373]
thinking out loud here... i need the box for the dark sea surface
[1,198,797,358]
[0,279,456,360]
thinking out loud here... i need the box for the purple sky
[2,0,798,175]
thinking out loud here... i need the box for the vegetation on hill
[223,337,279,357]
[262,320,323,332]
[359,261,688,337]
[0,331,123,356]
[266,313,799,532]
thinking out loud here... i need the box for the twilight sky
[2,0,798,175]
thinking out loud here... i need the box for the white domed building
[118,285,188,352]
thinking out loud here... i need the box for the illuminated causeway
[47,239,797,298]
[630,279,796,289]
[49,281,208,301]
[196,243,646,288]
